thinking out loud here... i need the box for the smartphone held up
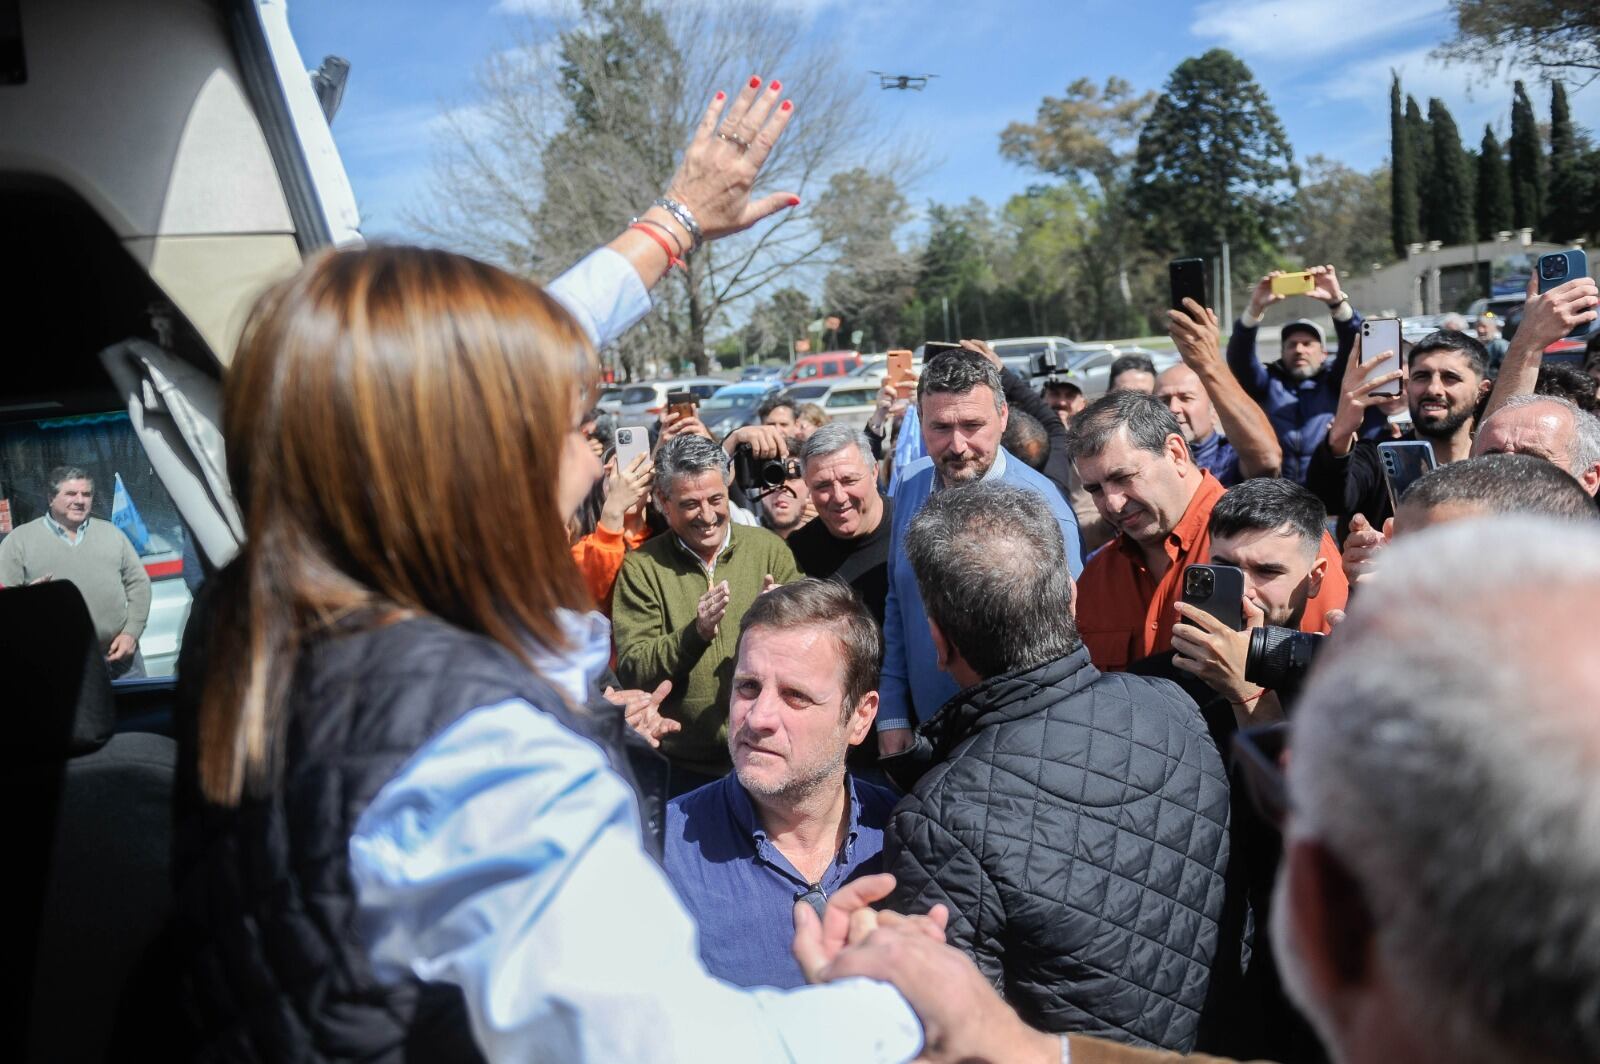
[1359,317,1403,399]
[1168,258,1206,320]
[1537,250,1592,339]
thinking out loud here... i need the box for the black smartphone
[1169,258,1207,320]
[922,341,963,359]
[1182,564,1246,631]
[665,389,698,422]
[1379,440,1438,512]
[1537,250,1592,339]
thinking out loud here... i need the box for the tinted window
[825,389,873,408]
[690,383,722,399]
[0,411,197,680]
[621,385,658,404]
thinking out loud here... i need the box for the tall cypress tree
[1405,95,1433,238]
[1476,125,1511,239]
[1546,81,1585,241]
[1390,74,1419,255]
[1425,99,1474,245]
[1509,80,1545,234]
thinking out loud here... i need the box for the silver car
[1062,345,1179,399]
[817,381,881,430]
[614,377,727,422]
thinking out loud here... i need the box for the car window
[690,383,722,399]
[0,411,198,681]
[794,363,817,379]
[1075,351,1115,372]
[787,385,829,401]
[994,343,1048,360]
[825,389,873,408]
[621,385,658,405]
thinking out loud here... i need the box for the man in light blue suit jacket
[876,350,1083,771]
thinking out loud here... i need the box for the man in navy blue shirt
[663,579,897,989]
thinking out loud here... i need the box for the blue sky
[287,0,1600,242]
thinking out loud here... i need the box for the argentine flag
[112,472,151,553]
[887,401,926,498]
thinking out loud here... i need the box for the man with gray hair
[613,433,801,794]
[789,422,894,624]
[1471,392,1600,496]
[878,350,1082,760]
[810,516,1600,1064]
[882,481,1231,1051]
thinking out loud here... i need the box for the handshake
[790,875,1058,1063]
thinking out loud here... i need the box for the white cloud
[1190,0,1447,62]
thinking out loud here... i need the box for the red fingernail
[781,99,792,112]
[769,80,781,91]
[749,76,761,89]
[715,91,725,101]
[787,196,801,207]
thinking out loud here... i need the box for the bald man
[1162,301,1284,484]
[1471,393,1600,497]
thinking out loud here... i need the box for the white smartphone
[613,424,652,472]
[1360,317,1404,399]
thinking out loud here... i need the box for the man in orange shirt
[1067,392,1345,673]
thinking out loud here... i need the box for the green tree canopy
[1436,0,1600,87]
[1424,98,1475,244]
[1545,81,1590,241]
[1390,74,1420,255]
[1509,79,1546,233]
[1130,49,1299,258]
[1476,125,1512,238]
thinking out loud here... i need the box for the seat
[3,581,177,1062]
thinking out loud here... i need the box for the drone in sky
[870,71,938,91]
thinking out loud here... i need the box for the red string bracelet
[629,223,685,271]
[1231,690,1267,706]
[633,217,686,258]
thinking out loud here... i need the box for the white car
[613,377,727,422]
[817,381,882,430]
[1062,345,1178,399]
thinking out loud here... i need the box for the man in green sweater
[0,465,152,677]
[613,434,800,794]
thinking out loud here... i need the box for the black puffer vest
[173,615,636,1062]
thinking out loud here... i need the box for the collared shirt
[1076,472,1228,672]
[674,522,734,582]
[349,607,921,1063]
[346,248,923,1062]
[664,772,898,989]
[1189,432,1242,487]
[1075,471,1350,671]
[45,513,89,546]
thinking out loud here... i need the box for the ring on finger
[717,130,750,151]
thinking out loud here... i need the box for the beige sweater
[0,517,152,650]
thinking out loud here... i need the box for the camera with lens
[1244,626,1325,709]
[732,444,801,498]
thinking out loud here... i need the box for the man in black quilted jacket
[883,481,1232,1052]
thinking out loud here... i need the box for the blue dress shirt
[664,772,899,990]
[344,249,924,1063]
[878,448,1084,732]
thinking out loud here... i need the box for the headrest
[0,581,116,761]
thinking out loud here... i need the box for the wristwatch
[1327,293,1349,309]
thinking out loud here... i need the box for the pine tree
[1509,80,1545,234]
[1424,99,1474,245]
[1546,81,1587,242]
[1405,96,1433,238]
[1476,125,1512,239]
[1390,74,1419,255]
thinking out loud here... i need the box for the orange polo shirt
[1075,471,1348,672]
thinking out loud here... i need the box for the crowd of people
[60,72,1599,1063]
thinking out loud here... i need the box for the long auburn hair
[199,245,594,805]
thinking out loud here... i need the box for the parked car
[784,351,861,383]
[816,381,882,430]
[614,377,727,421]
[698,381,780,438]
[1062,345,1178,399]
[1465,295,1525,322]
[595,384,626,414]
[988,336,1080,379]
[779,382,833,405]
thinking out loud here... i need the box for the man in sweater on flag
[0,465,151,677]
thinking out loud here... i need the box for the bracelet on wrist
[1231,689,1267,706]
[654,196,703,252]
[628,223,685,272]
[630,216,685,258]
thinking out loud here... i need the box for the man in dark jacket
[883,481,1232,1052]
[1225,266,1368,483]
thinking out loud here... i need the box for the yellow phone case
[1271,271,1315,297]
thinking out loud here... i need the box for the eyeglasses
[793,885,828,922]
[1231,722,1290,830]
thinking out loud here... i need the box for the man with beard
[1306,330,1492,543]
[1226,266,1366,483]
[614,433,802,795]
[663,579,895,989]
[876,350,1082,761]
